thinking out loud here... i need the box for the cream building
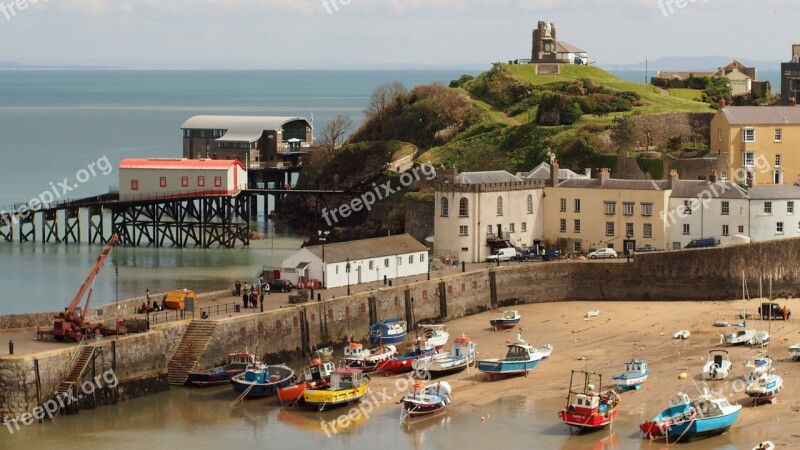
[543,169,672,255]
[711,105,800,186]
[434,171,545,263]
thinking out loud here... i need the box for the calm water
[0,70,477,314]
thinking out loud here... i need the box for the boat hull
[489,318,520,330]
[303,384,369,411]
[612,374,648,391]
[231,378,293,398]
[477,358,540,376]
[640,406,740,440]
[558,407,619,430]
[187,367,246,387]
[403,399,449,417]
[381,357,417,374]
[369,332,406,345]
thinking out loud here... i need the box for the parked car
[587,248,618,259]
[684,237,718,249]
[634,245,660,253]
[268,279,294,292]
[486,247,517,262]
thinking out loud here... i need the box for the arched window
[497,196,503,216]
[459,198,469,217]
[527,194,533,214]
[440,197,449,217]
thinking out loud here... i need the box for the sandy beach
[363,299,800,447]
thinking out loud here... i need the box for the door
[623,239,635,255]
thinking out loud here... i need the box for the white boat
[419,324,449,351]
[702,349,732,380]
[536,343,553,359]
[789,343,800,361]
[746,370,783,403]
[400,381,452,420]
[724,329,755,345]
[749,331,770,347]
[746,356,773,382]
[341,342,398,372]
[673,330,690,339]
[753,441,775,450]
[612,360,649,391]
[713,319,728,327]
[585,310,600,318]
[413,334,477,376]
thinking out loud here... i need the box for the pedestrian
[242,293,249,309]
[250,283,255,295]
[265,282,271,296]
[250,292,257,308]
[235,280,241,296]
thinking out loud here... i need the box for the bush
[449,74,475,88]
[559,103,584,125]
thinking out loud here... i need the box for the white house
[556,41,588,65]
[434,170,545,263]
[749,185,800,242]
[280,234,428,289]
[667,179,749,249]
[118,158,247,201]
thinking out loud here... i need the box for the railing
[199,302,241,318]
[117,189,241,203]
[140,302,244,324]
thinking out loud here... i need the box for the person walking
[242,293,249,309]
[250,283,255,295]
[250,292,257,309]
[265,282,271,296]
[235,280,241,296]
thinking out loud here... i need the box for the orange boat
[278,359,335,405]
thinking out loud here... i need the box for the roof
[719,106,800,125]
[518,162,588,181]
[555,178,670,191]
[748,184,800,200]
[670,180,749,200]
[306,234,427,264]
[180,115,311,143]
[555,41,586,54]
[119,158,245,170]
[454,171,521,184]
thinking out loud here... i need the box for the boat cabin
[330,367,366,390]
[624,360,647,375]
[344,343,364,359]
[502,310,519,320]
[413,338,436,354]
[452,335,474,358]
[668,392,691,408]
[504,344,535,361]
[303,360,335,382]
[229,353,257,366]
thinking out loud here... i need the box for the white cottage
[667,179,749,249]
[749,184,800,242]
[281,234,428,289]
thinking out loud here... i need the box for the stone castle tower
[531,21,557,62]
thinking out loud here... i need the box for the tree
[610,117,643,153]
[364,82,407,133]
[319,115,353,157]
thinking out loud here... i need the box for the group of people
[236,278,270,310]
[138,299,162,314]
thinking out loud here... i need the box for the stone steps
[54,346,95,397]
[166,320,218,386]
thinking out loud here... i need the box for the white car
[588,248,618,259]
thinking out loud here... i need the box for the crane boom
[67,234,119,317]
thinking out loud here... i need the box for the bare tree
[364,82,407,125]
[319,115,354,157]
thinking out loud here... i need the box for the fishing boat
[489,310,521,331]
[412,334,476,376]
[418,324,449,350]
[724,329,755,345]
[302,367,369,411]
[312,346,334,362]
[369,317,407,345]
[341,342,397,372]
[639,390,742,441]
[702,349,732,381]
[477,331,544,380]
[230,363,295,398]
[380,338,437,374]
[400,381,452,421]
[558,371,620,432]
[612,360,648,391]
[187,352,256,387]
[789,343,800,361]
[277,359,336,405]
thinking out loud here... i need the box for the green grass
[503,64,713,115]
[669,88,704,101]
[455,88,518,126]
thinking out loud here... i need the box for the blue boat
[231,363,295,398]
[369,317,407,345]
[489,310,521,331]
[477,332,544,381]
[612,360,649,391]
[187,352,256,387]
[640,391,741,441]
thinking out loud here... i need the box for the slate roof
[719,106,800,125]
[670,180,749,199]
[305,234,426,264]
[454,171,522,184]
[555,178,670,190]
[748,184,800,200]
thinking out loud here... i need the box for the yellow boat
[303,367,369,411]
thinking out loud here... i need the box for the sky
[0,0,798,69]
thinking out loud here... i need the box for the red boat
[380,338,436,374]
[277,359,335,405]
[558,371,620,432]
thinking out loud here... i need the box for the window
[521,222,527,232]
[789,201,795,214]
[160,177,167,188]
[776,154,782,167]
[573,241,582,252]
[560,219,567,233]
[574,199,581,213]
[486,225,492,235]
[683,200,692,215]
[775,128,783,142]
[397,257,402,266]
[440,197,449,217]
[721,170,728,181]
[369,261,374,270]
[641,203,653,216]
[574,219,581,233]
[743,127,755,142]
[420,254,425,263]
[625,223,634,237]
[527,194,533,214]
[774,170,783,184]
[409,255,413,264]
[605,222,614,236]
[673,242,682,250]
[560,198,566,212]
[459,226,468,236]
[461,247,468,252]
[181,176,188,188]
[384,258,389,268]
[130,179,139,191]
[742,152,755,167]
[623,202,635,215]
[721,201,729,215]
[459,198,468,217]
[335,265,339,275]
[214,176,222,187]
[683,224,690,235]
[496,197,503,216]
[198,176,205,187]
[643,223,652,238]
[764,202,772,214]
[509,223,515,233]
[722,225,729,236]
[777,222,784,234]
[604,202,616,215]
[738,225,744,234]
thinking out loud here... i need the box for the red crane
[37,234,123,341]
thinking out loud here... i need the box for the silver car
[588,248,618,259]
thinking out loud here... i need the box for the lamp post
[346,258,351,296]
[318,230,330,288]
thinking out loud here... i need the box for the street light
[346,258,351,296]
[318,230,330,288]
